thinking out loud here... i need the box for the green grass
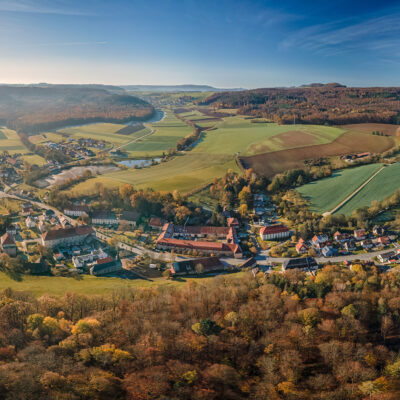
[21,154,47,166]
[0,129,7,140]
[0,271,246,297]
[339,163,400,215]
[297,163,383,214]
[0,127,29,154]
[121,113,192,157]
[191,116,345,156]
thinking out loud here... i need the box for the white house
[25,216,36,229]
[260,225,290,240]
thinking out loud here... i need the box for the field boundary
[324,165,386,216]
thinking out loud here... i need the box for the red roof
[97,257,114,264]
[227,218,239,227]
[42,226,94,241]
[1,233,15,246]
[260,225,289,235]
[149,217,163,227]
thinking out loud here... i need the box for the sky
[0,0,399,88]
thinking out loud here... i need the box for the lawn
[339,163,400,215]
[58,123,142,147]
[121,113,192,157]
[191,116,346,156]
[0,127,29,154]
[297,163,383,214]
[21,154,47,166]
[0,271,246,297]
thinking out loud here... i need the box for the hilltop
[122,84,244,92]
[199,85,400,125]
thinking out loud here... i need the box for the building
[72,249,109,269]
[282,257,318,271]
[20,205,33,216]
[239,257,257,269]
[296,238,308,254]
[59,216,71,228]
[260,225,290,241]
[227,218,240,228]
[149,217,164,230]
[90,257,123,276]
[170,257,226,276]
[119,211,139,227]
[378,236,391,245]
[27,256,51,275]
[334,231,348,242]
[360,239,373,250]
[41,226,95,248]
[38,220,47,233]
[378,251,399,264]
[25,216,36,229]
[344,240,357,252]
[312,235,329,248]
[157,232,242,258]
[64,204,89,217]
[1,233,17,256]
[373,225,387,236]
[91,211,118,225]
[321,246,338,257]
[354,229,366,240]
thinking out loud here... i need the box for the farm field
[20,154,47,166]
[339,163,400,215]
[120,113,192,157]
[0,127,29,154]
[242,123,398,176]
[0,271,246,296]
[68,153,240,195]
[297,163,384,214]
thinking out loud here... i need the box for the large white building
[260,225,290,240]
[64,205,89,217]
[41,226,95,248]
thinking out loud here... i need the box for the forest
[0,85,154,133]
[199,84,400,125]
[1,265,400,399]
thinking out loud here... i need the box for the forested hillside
[0,86,154,133]
[199,84,400,125]
[1,265,400,399]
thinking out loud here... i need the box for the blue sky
[0,0,399,88]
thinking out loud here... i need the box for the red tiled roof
[227,218,239,227]
[97,257,114,264]
[149,217,163,227]
[1,233,15,246]
[42,226,94,241]
[260,225,289,235]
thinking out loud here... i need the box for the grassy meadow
[296,163,400,215]
[0,127,29,154]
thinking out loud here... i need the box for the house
[378,251,399,264]
[38,220,47,233]
[334,231,348,242]
[20,205,33,217]
[162,223,234,241]
[25,216,36,229]
[321,246,338,257]
[59,216,71,228]
[1,233,17,256]
[41,226,95,248]
[119,211,139,227]
[282,257,318,271]
[170,257,226,276]
[354,229,366,240]
[72,249,108,269]
[6,225,17,236]
[90,257,123,276]
[378,236,391,245]
[156,232,242,258]
[149,217,164,230]
[296,238,308,254]
[260,225,290,241]
[312,234,329,248]
[27,257,51,275]
[91,211,118,225]
[64,204,89,217]
[360,239,374,250]
[344,240,357,252]
[227,218,240,229]
[373,226,387,236]
[239,257,257,269]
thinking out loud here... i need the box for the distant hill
[198,85,400,125]
[122,84,245,92]
[0,85,154,133]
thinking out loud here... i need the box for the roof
[42,226,94,241]
[283,257,318,270]
[172,257,224,274]
[91,210,117,220]
[227,218,239,226]
[149,217,164,227]
[119,210,139,222]
[240,257,257,268]
[157,234,242,254]
[64,204,89,212]
[260,225,289,235]
[96,256,114,264]
[1,233,15,246]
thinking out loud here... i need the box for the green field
[0,271,246,296]
[66,114,349,195]
[0,127,29,154]
[339,163,400,215]
[296,163,400,215]
[120,113,192,157]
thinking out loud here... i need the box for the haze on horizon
[0,0,399,88]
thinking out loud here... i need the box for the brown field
[200,108,232,118]
[116,123,145,135]
[241,124,397,176]
[174,107,191,114]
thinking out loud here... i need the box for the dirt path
[323,165,386,216]
[112,126,155,152]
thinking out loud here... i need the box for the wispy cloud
[281,11,400,58]
[0,0,92,15]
